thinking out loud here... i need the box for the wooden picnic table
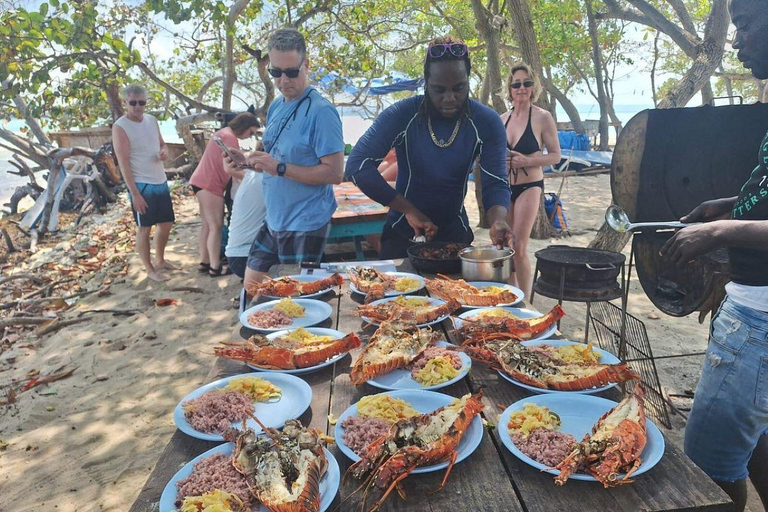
[329,182,388,260]
[130,260,733,512]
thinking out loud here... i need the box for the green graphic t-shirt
[729,129,768,285]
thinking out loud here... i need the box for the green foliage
[0,1,143,128]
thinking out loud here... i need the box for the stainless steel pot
[460,246,515,282]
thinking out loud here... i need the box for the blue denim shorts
[684,295,768,481]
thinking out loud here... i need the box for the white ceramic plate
[258,274,341,300]
[498,393,665,482]
[174,373,312,442]
[240,299,333,332]
[246,328,352,375]
[349,271,426,297]
[454,307,557,341]
[367,341,472,391]
[498,339,623,394]
[360,296,452,328]
[334,389,483,473]
[159,442,340,512]
[460,281,524,308]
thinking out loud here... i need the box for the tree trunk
[39,165,60,235]
[586,0,610,150]
[506,0,554,114]
[175,111,218,166]
[588,222,631,252]
[531,190,556,239]
[543,78,586,134]
[470,0,506,113]
[472,161,489,229]
[3,79,51,146]
[651,30,660,107]
[223,31,235,111]
[105,80,124,121]
[480,66,492,106]
[602,0,728,110]
[657,0,729,108]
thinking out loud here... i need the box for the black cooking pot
[407,242,470,274]
[533,246,625,302]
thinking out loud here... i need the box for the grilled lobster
[347,391,484,512]
[426,274,518,306]
[215,332,361,370]
[357,298,461,325]
[552,383,648,487]
[348,267,398,303]
[456,304,566,341]
[349,321,440,385]
[460,333,640,391]
[231,418,331,512]
[246,273,343,298]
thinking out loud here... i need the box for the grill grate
[589,301,671,428]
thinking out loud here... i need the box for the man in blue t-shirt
[233,29,344,287]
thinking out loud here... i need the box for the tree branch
[601,0,698,57]
[293,0,332,27]
[134,62,223,113]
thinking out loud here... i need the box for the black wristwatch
[276,162,287,177]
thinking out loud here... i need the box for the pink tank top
[189,128,239,197]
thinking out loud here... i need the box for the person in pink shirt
[190,113,260,276]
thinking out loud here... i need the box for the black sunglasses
[510,80,534,89]
[268,59,304,79]
[427,42,468,59]
[128,100,147,106]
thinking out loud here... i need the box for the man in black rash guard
[345,35,513,258]
[661,1,768,510]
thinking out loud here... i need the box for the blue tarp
[566,150,613,166]
[313,71,423,96]
[558,131,591,151]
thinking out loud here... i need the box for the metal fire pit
[532,246,625,303]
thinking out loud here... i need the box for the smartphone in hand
[213,135,256,171]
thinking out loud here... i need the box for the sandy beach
[0,175,723,511]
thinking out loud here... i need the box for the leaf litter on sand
[1,199,135,411]
[1,200,135,354]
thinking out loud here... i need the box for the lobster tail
[300,273,344,295]
[548,363,641,391]
[350,356,407,386]
[293,333,362,368]
[262,457,324,512]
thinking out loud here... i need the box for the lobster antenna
[246,411,281,442]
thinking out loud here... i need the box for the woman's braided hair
[418,35,472,121]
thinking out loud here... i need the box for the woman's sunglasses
[268,59,304,79]
[128,100,147,106]
[510,80,534,89]
[427,42,468,59]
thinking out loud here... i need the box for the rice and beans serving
[182,377,281,434]
[246,298,306,329]
[508,403,577,468]
[341,394,421,457]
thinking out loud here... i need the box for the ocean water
[1,105,650,206]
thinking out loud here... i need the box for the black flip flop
[209,265,232,277]
[198,262,211,273]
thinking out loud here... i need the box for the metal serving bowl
[460,246,515,282]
